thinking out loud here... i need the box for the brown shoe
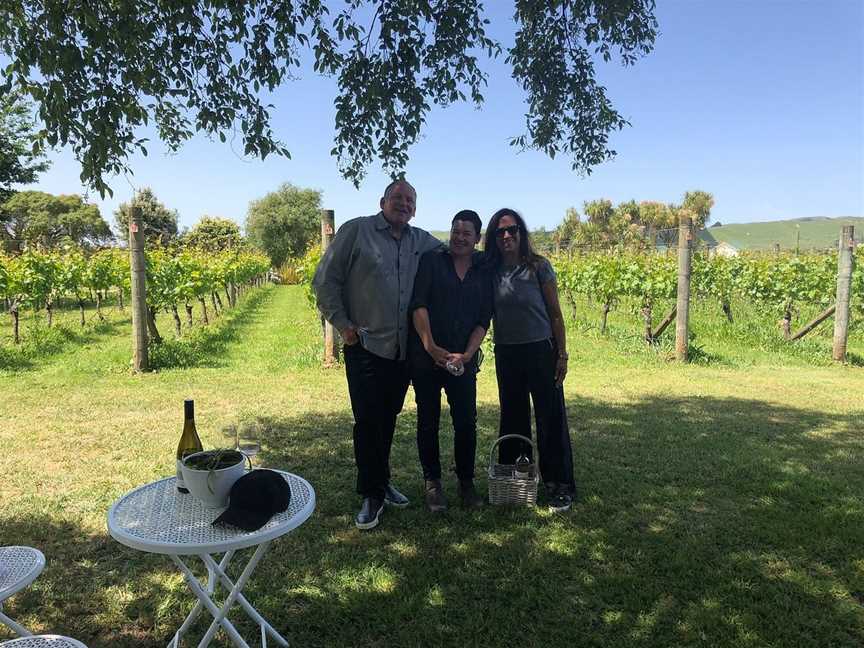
[458,480,484,509]
[424,480,448,513]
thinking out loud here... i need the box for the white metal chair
[0,636,88,647]
[0,547,45,637]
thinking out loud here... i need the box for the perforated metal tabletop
[0,547,45,602]
[0,636,89,648]
[107,471,315,555]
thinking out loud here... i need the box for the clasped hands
[426,343,469,372]
[341,326,468,371]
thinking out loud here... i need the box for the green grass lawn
[1,286,862,647]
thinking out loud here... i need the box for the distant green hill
[699,216,863,251]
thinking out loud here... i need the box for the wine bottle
[176,399,203,493]
[514,452,531,479]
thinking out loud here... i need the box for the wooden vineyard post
[129,203,149,372]
[832,225,855,362]
[321,209,339,367]
[675,215,693,362]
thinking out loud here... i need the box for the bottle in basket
[514,452,531,479]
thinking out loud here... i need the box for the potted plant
[180,448,248,508]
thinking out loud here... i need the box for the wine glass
[236,420,261,466]
[221,423,240,451]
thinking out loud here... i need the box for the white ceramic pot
[180,451,247,508]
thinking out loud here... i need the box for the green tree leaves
[0,190,112,251]
[0,1,657,193]
[245,183,321,268]
[508,0,656,172]
[328,1,499,182]
[184,216,243,252]
[683,191,715,229]
[556,191,714,252]
[0,91,50,201]
[113,188,178,246]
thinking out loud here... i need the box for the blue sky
[27,0,864,234]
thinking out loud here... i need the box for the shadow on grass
[845,351,864,367]
[148,289,273,370]
[0,317,128,373]
[0,515,189,647]
[3,395,861,647]
[1,509,312,647]
[0,345,33,371]
[243,395,863,647]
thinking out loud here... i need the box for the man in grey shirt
[312,179,441,530]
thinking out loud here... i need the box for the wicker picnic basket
[487,434,539,506]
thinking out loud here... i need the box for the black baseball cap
[213,469,291,531]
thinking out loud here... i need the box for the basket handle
[487,434,537,470]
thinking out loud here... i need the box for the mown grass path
[1,286,862,647]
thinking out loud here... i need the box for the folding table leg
[0,604,33,638]
[208,551,235,594]
[170,555,250,648]
[196,543,271,647]
[168,552,236,648]
[200,552,289,647]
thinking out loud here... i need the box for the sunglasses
[495,225,520,238]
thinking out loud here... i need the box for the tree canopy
[583,199,615,229]
[245,183,321,268]
[0,1,657,195]
[682,190,715,228]
[0,91,49,202]
[0,190,111,251]
[557,190,713,251]
[185,216,243,251]
[114,188,179,246]
[554,207,581,250]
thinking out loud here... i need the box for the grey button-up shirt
[312,212,442,361]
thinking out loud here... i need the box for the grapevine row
[293,244,860,342]
[553,248,862,339]
[0,247,269,344]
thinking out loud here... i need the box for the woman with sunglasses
[484,208,575,512]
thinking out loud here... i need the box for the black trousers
[412,366,477,482]
[495,339,575,493]
[344,344,410,499]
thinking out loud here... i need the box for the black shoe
[424,480,448,513]
[457,480,484,509]
[548,486,573,513]
[355,497,384,530]
[384,483,410,508]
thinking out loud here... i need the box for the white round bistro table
[107,471,315,648]
[1,636,88,648]
[0,546,45,637]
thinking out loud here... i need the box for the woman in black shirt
[410,210,491,512]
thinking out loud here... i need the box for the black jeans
[412,367,477,482]
[344,344,410,499]
[495,339,575,494]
